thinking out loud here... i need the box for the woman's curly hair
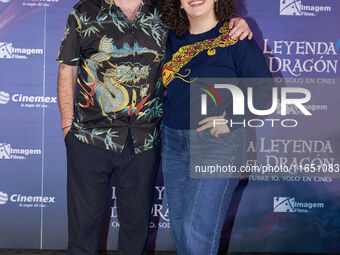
[161,0,238,37]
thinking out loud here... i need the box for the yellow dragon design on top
[162,22,239,87]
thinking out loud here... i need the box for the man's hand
[63,126,71,138]
[229,17,253,40]
[57,63,78,139]
[197,112,230,138]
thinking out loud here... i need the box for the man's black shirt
[57,0,167,153]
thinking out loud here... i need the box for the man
[57,0,252,254]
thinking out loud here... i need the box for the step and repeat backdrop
[0,0,339,253]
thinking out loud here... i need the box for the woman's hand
[229,17,253,40]
[197,112,230,138]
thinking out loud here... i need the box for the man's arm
[57,63,78,137]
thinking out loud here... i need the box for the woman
[161,0,273,254]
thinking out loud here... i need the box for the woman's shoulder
[230,37,262,56]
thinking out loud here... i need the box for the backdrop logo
[0,91,10,104]
[0,191,56,208]
[0,42,43,59]
[22,0,59,7]
[274,197,325,213]
[280,0,302,16]
[0,192,9,205]
[0,91,57,108]
[0,143,41,160]
[0,144,11,159]
[274,197,295,212]
[279,0,331,16]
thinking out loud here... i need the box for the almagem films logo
[0,143,11,159]
[0,42,43,59]
[273,197,325,213]
[273,197,295,212]
[279,0,331,16]
[280,0,302,16]
[0,143,41,160]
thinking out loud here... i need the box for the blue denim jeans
[162,125,246,255]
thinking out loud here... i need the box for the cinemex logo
[0,191,55,208]
[0,143,41,160]
[273,197,324,213]
[22,0,59,7]
[0,91,57,108]
[280,0,331,16]
[0,42,43,60]
[0,0,59,4]
[0,91,10,105]
[0,192,9,205]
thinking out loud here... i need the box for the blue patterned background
[0,0,339,252]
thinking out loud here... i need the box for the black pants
[65,131,160,255]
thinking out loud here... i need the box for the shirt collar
[101,0,155,10]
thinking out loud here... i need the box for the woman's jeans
[162,125,246,255]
